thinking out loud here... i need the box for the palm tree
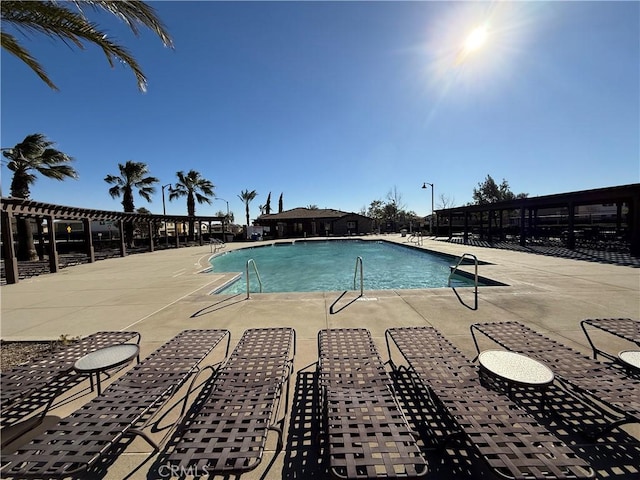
[238,189,258,239]
[264,192,272,214]
[1,1,172,92]
[169,170,214,241]
[104,160,158,246]
[3,133,78,261]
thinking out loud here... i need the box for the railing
[448,253,478,309]
[407,232,423,246]
[246,259,263,299]
[209,238,226,253]
[353,256,364,297]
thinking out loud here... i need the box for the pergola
[1,197,226,284]
[434,184,640,256]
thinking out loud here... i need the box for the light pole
[214,197,230,237]
[162,184,172,245]
[421,182,434,235]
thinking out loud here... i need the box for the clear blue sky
[2,1,638,223]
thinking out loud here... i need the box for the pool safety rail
[353,256,364,297]
[209,238,226,253]
[448,253,478,310]
[406,231,423,246]
[246,259,263,299]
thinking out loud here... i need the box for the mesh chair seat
[386,326,593,480]
[163,327,296,476]
[319,328,428,479]
[2,329,230,478]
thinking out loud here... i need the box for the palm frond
[65,0,173,48]
[195,193,212,205]
[1,0,173,91]
[0,31,58,90]
[38,164,79,180]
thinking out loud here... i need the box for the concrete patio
[1,235,639,479]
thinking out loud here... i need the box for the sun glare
[455,24,490,65]
[464,25,488,52]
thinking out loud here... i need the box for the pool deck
[1,235,639,479]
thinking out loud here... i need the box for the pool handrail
[353,256,364,297]
[448,253,478,309]
[246,258,263,299]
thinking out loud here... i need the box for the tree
[3,133,78,260]
[238,189,258,239]
[367,199,385,232]
[215,210,234,224]
[438,193,456,209]
[1,0,172,92]
[134,206,153,238]
[472,174,527,205]
[278,193,283,213]
[169,170,214,241]
[472,174,528,228]
[264,192,272,214]
[307,204,319,210]
[104,160,158,245]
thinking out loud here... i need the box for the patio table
[618,350,640,373]
[478,349,554,409]
[74,343,140,395]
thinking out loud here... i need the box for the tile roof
[257,208,357,221]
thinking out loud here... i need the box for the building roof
[258,208,366,221]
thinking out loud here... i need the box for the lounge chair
[1,330,141,433]
[470,321,640,437]
[386,326,593,480]
[580,318,640,362]
[1,329,230,479]
[318,328,428,479]
[161,327,295,476]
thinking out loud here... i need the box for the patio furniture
[470,321,640,437]
[1,330,141,433]
[1,329,230,479]
[386,326,593,480]
[477,349,555,411]
[318,328,428,479]
[161,327,295,476]
[73,343,141,395]
[580,318,640,365]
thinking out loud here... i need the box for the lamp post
[421,182,434,235]
[161,183,172,246]
[214,197,230,238]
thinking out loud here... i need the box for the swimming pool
[209,240,487,294]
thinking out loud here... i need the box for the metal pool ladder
[448,253,478,310]
[246,259,263,299]
[353,256,364,297]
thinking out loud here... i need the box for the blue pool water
[210,240,480,294]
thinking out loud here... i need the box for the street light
[161,184,172,215]
[162,184,172,245]
[214,197,230,236]
[421,182,434,235]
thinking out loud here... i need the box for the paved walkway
[1,235,639,479]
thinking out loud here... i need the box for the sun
[464,25,488,52]
[455,24,489,65]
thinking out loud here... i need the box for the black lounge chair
[386,326,593,480]
[162,327,295,476]
[580,318,640,362]
[1,331,141,435]
[318,328,428,479]
[470,321,640,437]
[1,329,230,479]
